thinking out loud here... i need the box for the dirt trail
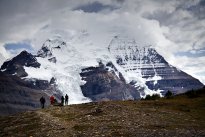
[36,111,66,129]
[35,107,77,137]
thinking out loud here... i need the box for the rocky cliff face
[108,36,204,95]
[80,62,141,101]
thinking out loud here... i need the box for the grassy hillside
[0,90,205,137]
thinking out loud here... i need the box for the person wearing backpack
[65,94,69,105]
[40,96,46,108]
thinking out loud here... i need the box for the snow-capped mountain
[32,36,141,101]
[0,35,141,115]
[108,36,204,95]
[0,33,204,115]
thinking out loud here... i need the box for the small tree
[145,95,151,100]
[151,94,161,100]
[165,90,173,99]
[145,94,160,100]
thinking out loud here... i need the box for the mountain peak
[1,50,40,77]
[108,36,167,65]
[37,38,67,58]
[108,36,204,95]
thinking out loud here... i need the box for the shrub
[165,90,173,99]
[145,95,151,100]
[145,94,160,100]
[185,89,199,98]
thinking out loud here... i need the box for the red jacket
[50,96,55,104]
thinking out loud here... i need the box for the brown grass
[0,93,205,137]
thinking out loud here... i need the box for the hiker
[54,98,58,104]
[61,96,65,106]
[50,95,55,105]
[40,96,46,108]
[65,94,69,105]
